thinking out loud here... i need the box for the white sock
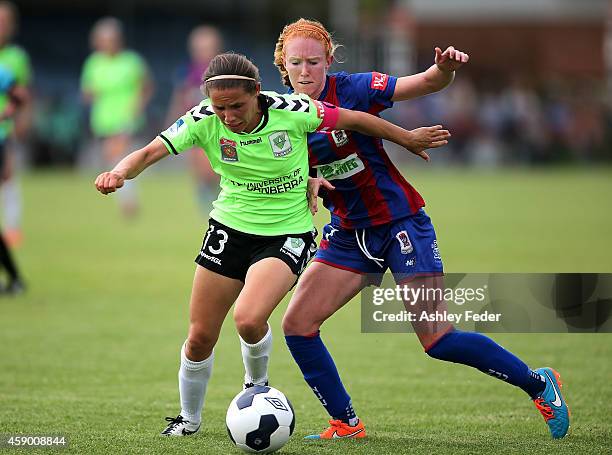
[178,342,214,423]
[240,325,272,385]
[1,177,21,230]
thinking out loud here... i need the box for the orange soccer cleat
[304,419,366,440]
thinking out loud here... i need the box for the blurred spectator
[0,62,26,294]
[81,17,153,218]
[165,25,222,214]
[392,70,611,166]
[0,0,31,247]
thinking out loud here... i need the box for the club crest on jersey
[269,131,292,157]
[220,138,238,162]
[396,230,413,254]
[330,129,349,147]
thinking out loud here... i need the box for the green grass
[0,167,611,454]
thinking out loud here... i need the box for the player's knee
[186,328,217,360]
[233,311,267,341]
[281,310,318,336]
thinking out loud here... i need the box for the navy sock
[285,333,356,423]
[426,330,545,398]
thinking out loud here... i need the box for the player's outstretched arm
[335,108,450,161]
[94,137,168,195]
[391,46,469,101]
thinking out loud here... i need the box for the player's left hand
[435,46,469,73]
[307,177,335,215]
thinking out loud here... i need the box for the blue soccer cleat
[533,367,570,439]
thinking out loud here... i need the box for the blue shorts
[314,209,444,284]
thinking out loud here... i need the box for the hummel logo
[331,428,365,439]
[544,371,562,407]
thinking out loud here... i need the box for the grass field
[0,167,611,454]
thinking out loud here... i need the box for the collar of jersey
[237,94,269,135]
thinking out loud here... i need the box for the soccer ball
[226,385,295,453]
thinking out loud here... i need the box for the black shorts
[195,218,318,282]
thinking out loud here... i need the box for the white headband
[205,75,258,82]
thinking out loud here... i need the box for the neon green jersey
[159,92,328,236]
[0,45,31,139]
[80,50,147,137]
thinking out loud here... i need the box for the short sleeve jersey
[303,71,426,229]
[159,91,333,236]
[0,45,31,139]
[81,50,147,137]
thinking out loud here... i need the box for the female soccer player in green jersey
[95,52,449,436]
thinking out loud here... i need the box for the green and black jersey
[159,91,330,236]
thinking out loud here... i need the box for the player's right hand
[95,171,125,194]
[405,125,450,161]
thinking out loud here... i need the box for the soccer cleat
[533,367,570,439]
[304,419,366,440]
[160,414,200,436]
[2,279,25,296]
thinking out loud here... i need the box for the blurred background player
[81,17,153,218]
[275,18,569,440]
[0,1,32,248]
[165,25,222,214]
[0,63,26,294]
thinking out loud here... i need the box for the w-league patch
[331,129,349,147]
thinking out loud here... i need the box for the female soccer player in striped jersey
[274,19,569,440]
[95,52,448,436]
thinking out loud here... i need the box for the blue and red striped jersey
[298,71,425,229]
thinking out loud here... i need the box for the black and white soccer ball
[226,385,295,453]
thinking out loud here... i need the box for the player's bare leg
[162,265,243,436]
[283,262,368,439]
[234,258,296,387]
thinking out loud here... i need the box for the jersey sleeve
[311,99,340,132]
[131,51,149,82]
[346,71,397,113]
[158,110,196,155]
[289,94,342,133]
[12,47,31,86]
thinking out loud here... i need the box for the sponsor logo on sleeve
[220,138,238,162]
[269,131,292,157]
[165,118,186,138]
[371,72,389,91]
[314,100,325,119]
